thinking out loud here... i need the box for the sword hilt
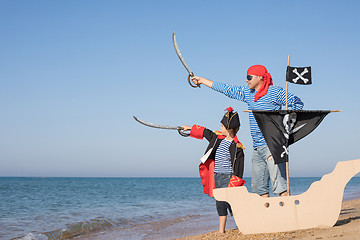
[177,127,190,137]
[188,73,200,88]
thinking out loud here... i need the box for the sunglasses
[246,75,253,81]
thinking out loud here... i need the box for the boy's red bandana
[247,65,273,102]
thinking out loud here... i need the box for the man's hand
[191,76,214,88]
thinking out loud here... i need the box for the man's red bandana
[247,65,273,102]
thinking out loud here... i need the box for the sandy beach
[174,198,360,240]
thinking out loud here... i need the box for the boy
[182,107,245,233]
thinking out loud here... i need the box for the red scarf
[247,65,273,102]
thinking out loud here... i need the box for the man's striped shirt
[212,81,304,149]
[214,139,233,173]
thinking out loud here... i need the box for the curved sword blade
[133,116,179,130]
[172,32,193,76]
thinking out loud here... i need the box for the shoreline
[173,198,360,240]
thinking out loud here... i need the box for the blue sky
[1,0,359,177]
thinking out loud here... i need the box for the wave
[14,217,129,240]
[14,215,201,240]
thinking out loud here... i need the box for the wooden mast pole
[286,56,290,110]
[286,55,291,196]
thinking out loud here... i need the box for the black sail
[253,110,329,164]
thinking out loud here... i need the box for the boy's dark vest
[190,125,245,197]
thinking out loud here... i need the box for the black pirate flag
[286,66,312,85]
[253,110,329,164]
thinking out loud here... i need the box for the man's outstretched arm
[192,76,246,102]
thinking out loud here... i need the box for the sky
[1,0,359,177]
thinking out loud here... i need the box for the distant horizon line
[1,176,348,178]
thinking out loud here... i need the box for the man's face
[246,75,263,90]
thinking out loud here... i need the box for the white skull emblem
[282,112,306,139]
[283,113,297,139]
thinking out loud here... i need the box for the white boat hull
[213,159,360,234]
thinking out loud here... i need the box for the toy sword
[133,116,190,137]
[172,32,200,88]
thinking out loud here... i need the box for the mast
[285,55,291,195]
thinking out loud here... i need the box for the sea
[0,176,359,240]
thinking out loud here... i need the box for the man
[191,65,304,197]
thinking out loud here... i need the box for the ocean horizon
[1,176,359,240]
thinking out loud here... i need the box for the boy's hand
[182,125,192,132]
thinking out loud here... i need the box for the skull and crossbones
[292,68,309,84]
[280,113,306,158]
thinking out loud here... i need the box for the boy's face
[220,124,230,136]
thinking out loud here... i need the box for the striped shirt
[214,139,233,173]
[212,81,304,149]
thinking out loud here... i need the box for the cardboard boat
[213,159,360,234]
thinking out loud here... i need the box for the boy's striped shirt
[214,139,233,173]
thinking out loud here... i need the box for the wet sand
[174,199,360,240]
